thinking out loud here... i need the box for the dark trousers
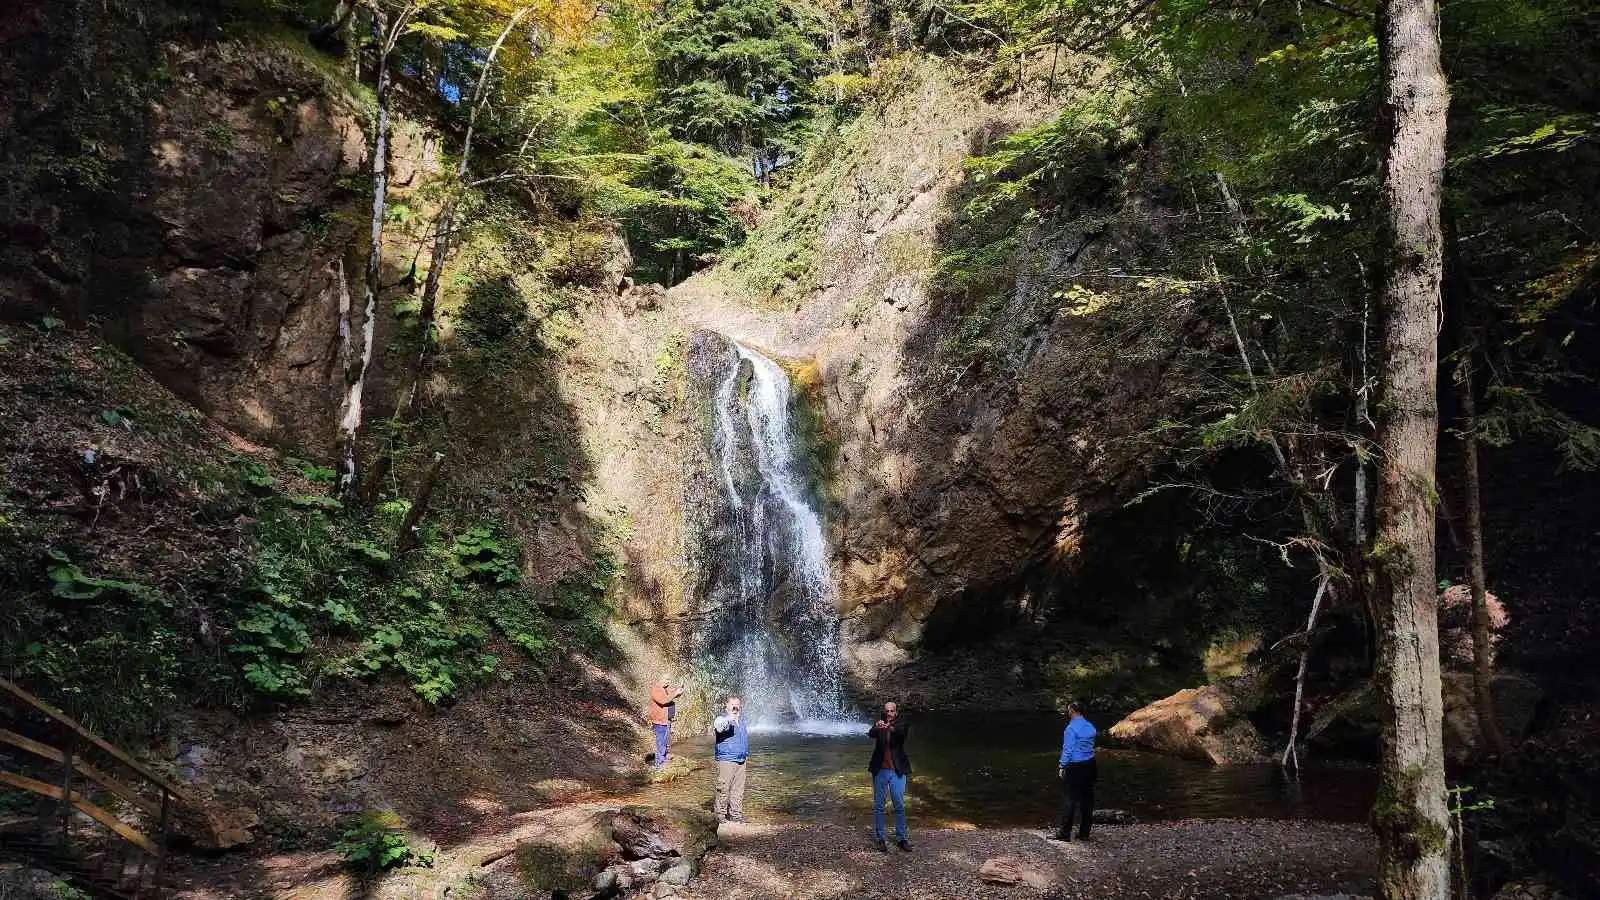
[1059,758,1097,838]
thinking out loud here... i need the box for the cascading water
[691,336,852,733]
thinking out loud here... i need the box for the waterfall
[693,337,852,733]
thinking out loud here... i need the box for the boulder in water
[1108,684,1267,764]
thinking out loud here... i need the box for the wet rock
[1304,682,1380,760]
[978,856,1051,889]
[1307,673,1544,763]
[659,861,694,886]
[612,812,674,859]
[628,857,666,879]
[0,863,65,899]
[591,866,621,895]
[1108,683,1267,764]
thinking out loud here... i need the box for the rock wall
[654,60,1209,710]
[2,17,436,453]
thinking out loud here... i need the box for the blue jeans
[653,724,671,768]
[872,769,908,842]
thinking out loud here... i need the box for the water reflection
[648,713,1375,827]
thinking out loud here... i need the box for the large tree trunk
[338,1,397,498]
[1458,353,1507,757]
[1371,0,1451,897]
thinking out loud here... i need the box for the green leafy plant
[449,526,521,585]
[45,551,157,602]
[202,122,239,155]
[335,811,432,875]
[97,404,137,428]
[242,462,277,491]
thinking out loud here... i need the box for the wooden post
[154,788,171,893]
[58,732,76,847]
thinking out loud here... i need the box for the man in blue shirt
[1055,701,1098,841]
[712,696,749,823]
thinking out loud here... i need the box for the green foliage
[18,553,181,737]
[48,880,91,900]
[336,810,433,875]
[610,140,755,285]
[97,404,138,428]
[202,122,240,155]
[449,526,520,584]
[650,0,827,153]
[1479,386,1600,471]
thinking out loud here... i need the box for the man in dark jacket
[867,701,912,852]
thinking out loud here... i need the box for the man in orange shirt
[648,676,684,771]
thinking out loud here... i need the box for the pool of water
[650,713,1376,828]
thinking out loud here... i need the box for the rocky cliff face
[637,60,1217,710]
[2,19,434,453]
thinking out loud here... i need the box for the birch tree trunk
[1371,0,1451,896]
[1458,353,1507,757]
[338,1,399,499]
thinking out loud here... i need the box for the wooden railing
[0,677,186,898]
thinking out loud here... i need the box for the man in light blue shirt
[1054,701,1098,841]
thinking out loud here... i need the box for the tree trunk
[1371,0,1451,896]
[396,452,446,553]
[338,1,397,499]
[1458,353,1507,757]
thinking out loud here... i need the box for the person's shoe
[897,839,913,852]
[1051,831,1071,842]
[1076,833,1092,842]
[876,839,889,853]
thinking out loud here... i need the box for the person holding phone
[712,696,749,822]
[867,700,912,852]
[648,676,684,770]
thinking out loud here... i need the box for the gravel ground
[679,819,1377,900]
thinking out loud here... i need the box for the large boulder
[1108,683,1267,764]
[1441,672,1543,764]
[1304,682,1380,760]
[1304,672,1544,764]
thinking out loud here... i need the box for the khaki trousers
[715,760,747,819]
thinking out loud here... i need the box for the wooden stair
[0,678,185,898]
